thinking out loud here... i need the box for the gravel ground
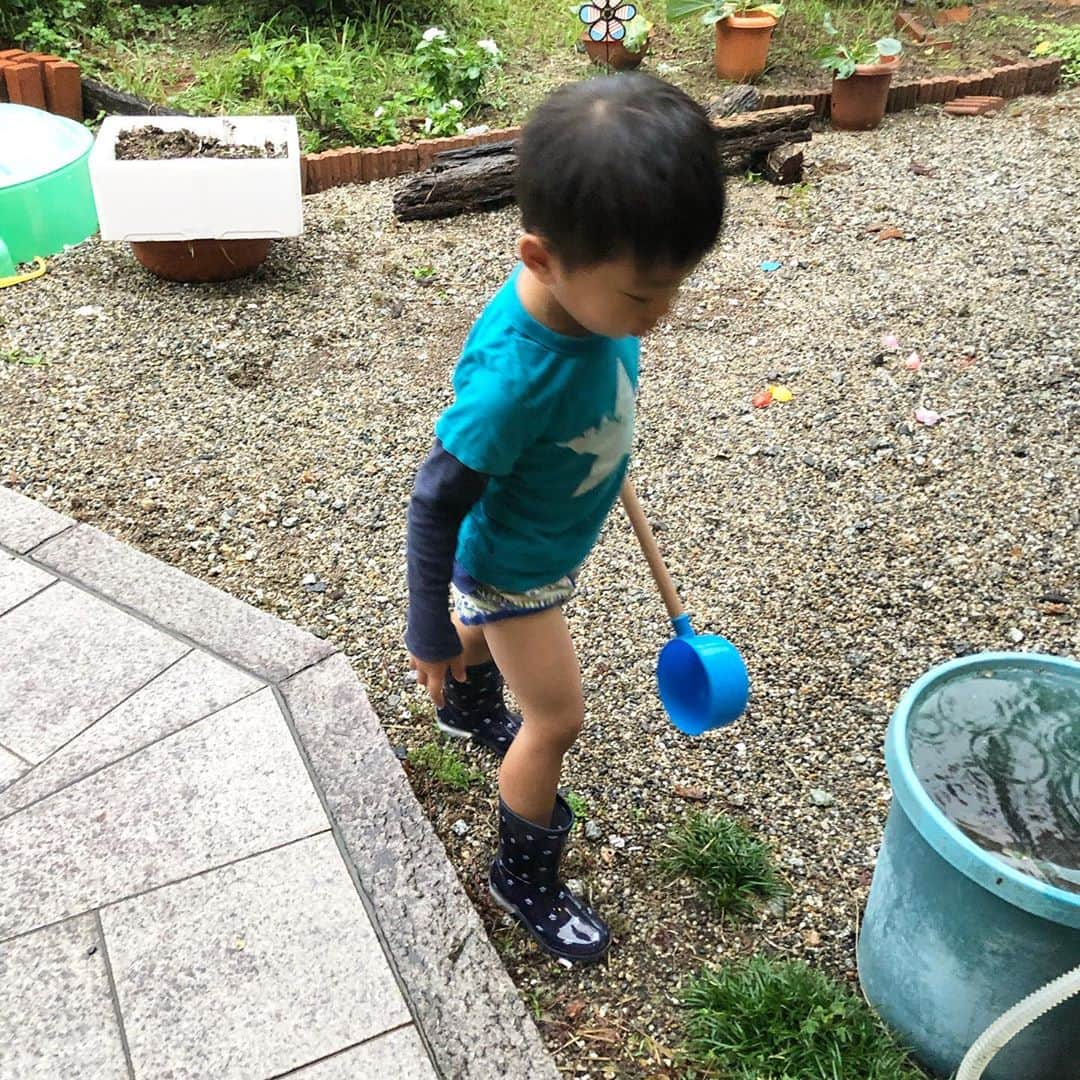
[3,92,1078,1077]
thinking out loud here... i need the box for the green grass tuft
[410,740,483,791]
[563,790,589,822]
[662,811,785,917]
[682,957,923,1080]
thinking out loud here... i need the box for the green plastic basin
[0,103,98,275]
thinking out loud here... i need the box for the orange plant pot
[935,5,971,25]
[130,238,271,282]
[714,13,778,82]
[582,32,649,71]
[830,64,895,131]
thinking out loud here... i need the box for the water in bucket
[907,662,1080,894]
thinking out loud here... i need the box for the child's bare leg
[482,606,583,826]
[451,614,492,666]
[482,605,607,963]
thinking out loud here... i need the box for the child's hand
[410,653,467,708]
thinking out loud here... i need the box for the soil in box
[115,125,287,161]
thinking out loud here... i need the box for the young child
[406,73,725,963]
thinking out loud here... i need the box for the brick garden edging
[0,49,82,119]
[755,55,1061,119]
[300,55,1062,196]
[0,48,1060,193]
[300,126,522,195]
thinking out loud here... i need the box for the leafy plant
[816,10,901,79]
[1032,27,1080,86]
[623,13,652,54]
[409,740,483,791]
[682,957,923,1080]
[662,811,785,917]
[413,26,500,109]
[666,0,785,26]
[422,98,467,136]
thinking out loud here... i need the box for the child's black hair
[516,74,725,271]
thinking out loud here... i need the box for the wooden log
[394,106,815,221]
[81,75,188,118]
[393,143,518,222]
[707,83,761,119]
[762,143,805,185]
[712,104,814,164]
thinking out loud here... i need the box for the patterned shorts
[451,562,577,626]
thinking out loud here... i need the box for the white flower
[448,98,463,110]
[374,106,385,119]
[423,26,446,41]
[477,38,499,56]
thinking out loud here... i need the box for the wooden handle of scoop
[620,478,686,622]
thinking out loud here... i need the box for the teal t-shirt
[436,267,640,593]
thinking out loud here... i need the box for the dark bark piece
[393,146,518,222]
[394,106,815,221]
[762,143,805,185]
[713,104,814,163]
[82,75,188,118]
[708,84,761,119]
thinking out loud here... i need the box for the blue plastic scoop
[621,480,750,735]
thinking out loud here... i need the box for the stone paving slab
[103,833,410,1079]
[285,1026,438,1079]
[283,654,560,1080]
[0,688,330,939]
[0,487,74,554]
[0,581,188,765]
[35,524,336,682]
[0,488,556,1079]
[0,747,25,788]
[0,914,128,1080]
[0,648,261,819]
[0,553,54,616]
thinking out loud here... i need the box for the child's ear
[518,233,558,286]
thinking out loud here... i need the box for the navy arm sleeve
[405,439,489,662]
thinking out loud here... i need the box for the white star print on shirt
[557,361,636,497]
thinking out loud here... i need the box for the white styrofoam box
[89,115,303,242]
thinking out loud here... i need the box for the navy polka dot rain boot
[489,794,610,964]
[437,661,521,757]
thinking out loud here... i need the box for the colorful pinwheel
[578,3,638,42]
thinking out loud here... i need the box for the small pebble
[809,789,835,807]
[584,821,603,841]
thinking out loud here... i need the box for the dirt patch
[114,125,287,160]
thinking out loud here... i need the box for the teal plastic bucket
[858,652,1080,1079]
[0,103,98,274]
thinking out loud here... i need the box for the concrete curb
[1,485,557,1080]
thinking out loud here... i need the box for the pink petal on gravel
[914,407,941,426]
[882,334,900,351]
[904,352,923,371]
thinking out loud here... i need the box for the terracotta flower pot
[582,32,648,70]
[830,63,895,131]
[935,5,971,25]
[714,13,778,82]
[130,238,271,282]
